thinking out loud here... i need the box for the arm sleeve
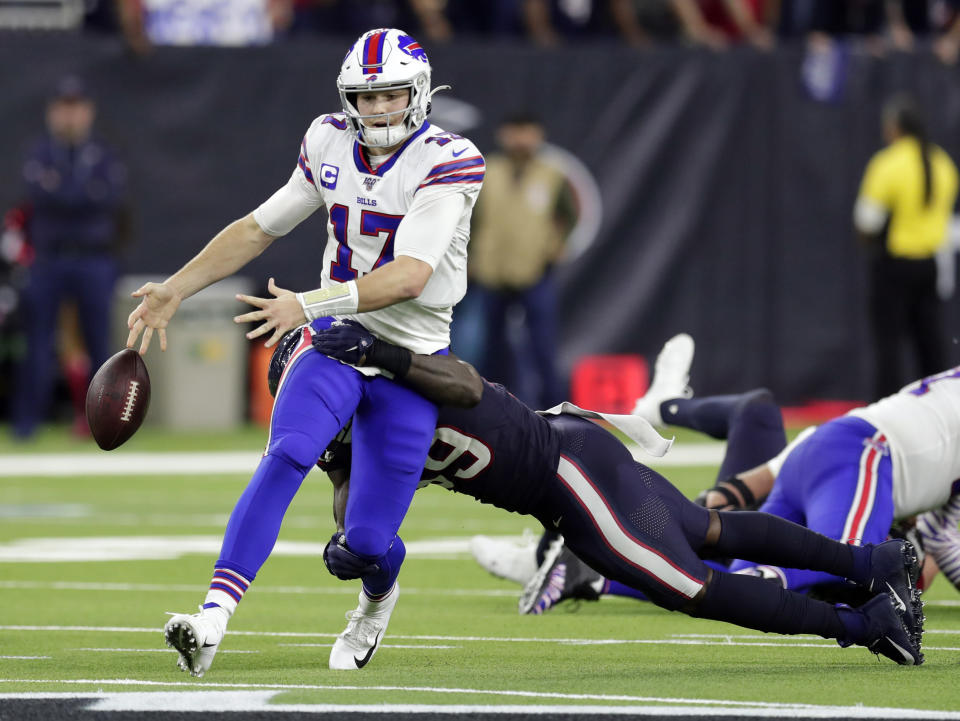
[916,495,960,591]
[253,170,323,238]
[392,188,466,269]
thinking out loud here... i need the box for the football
[85,348,151,451]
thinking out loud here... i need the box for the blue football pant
[216,322,438,595]
[729,416,893,591]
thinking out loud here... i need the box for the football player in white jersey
[627,350,960,596]
[125,28,484,676]
[717,366,960,592]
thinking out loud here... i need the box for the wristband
[296,280,359,321]
[367,339,413,378]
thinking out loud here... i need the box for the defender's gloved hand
[312,320,412,378]
[323,532,380,580]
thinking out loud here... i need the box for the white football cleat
[470,532,539,586]
[164,606,227,678]
[631,333,695,427]
[329,584,399,670]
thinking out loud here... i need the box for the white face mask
[356,105,412,148]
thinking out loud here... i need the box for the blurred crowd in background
[3,0,960,438]
[0,1,958,62]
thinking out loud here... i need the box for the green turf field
[1,424,958,716]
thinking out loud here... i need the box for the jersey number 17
[328,204,403,282]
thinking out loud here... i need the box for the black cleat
[850,592,924,665]
[518,539,604,615]
[866,539,925,651]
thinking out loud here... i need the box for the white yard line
[2,625,959,652]
[0,535,516,563]
[0,686,957,718]
[75,648,259,654]
[0,580,517,598]
[0,443,723,478]
[0,656,49,660]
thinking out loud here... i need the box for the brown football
[85,348,151,450]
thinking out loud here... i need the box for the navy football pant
[537,416,867,640]
[659,389,787,482]
[217,321,438,595]
[12,255,116,437]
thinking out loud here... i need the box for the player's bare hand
[235,277,306,349]
[126,281,182,355]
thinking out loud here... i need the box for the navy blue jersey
[422,380,562,514]
[23,134,126,257]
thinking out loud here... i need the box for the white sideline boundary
[0,688,957,718]
[0,443,724,478]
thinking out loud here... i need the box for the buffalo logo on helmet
[397,34,428,63]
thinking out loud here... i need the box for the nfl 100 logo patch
[362,176,380,192]
[320,163,339,189]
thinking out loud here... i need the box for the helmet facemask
[338,74,428,148]
[337,29,434,149]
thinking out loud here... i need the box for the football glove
[312,320,411,378]
[323,532,381,580]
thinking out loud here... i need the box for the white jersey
[769,368,960,519]
[254,113,484,355]
[849,368,960,518]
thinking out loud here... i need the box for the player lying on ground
[279,319,924,669]
[484,335,960,614]
[126,28,484,678]
[631,336,960,598]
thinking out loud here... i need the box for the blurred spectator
[671,0,775,48]
[409,0,454,41]
[10,77,129,440]
[610,0,684,44]
[934,0,960,63]
[523,0,613,45]
[116,0,294,52]
[290,0,413,36]
[854,94,958,398]
[469,113,576,409]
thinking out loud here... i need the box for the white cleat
[631,333,695,427]
[470,532,539,586]
[163,606,227,678]
[329,584,399,670]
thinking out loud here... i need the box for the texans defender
[125,29,483,676]
[296,320,925,668]
[507,339,960,614]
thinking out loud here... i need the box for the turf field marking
[3,579,959,608]
[5,625,960,652]
[0,444,722,478]
[75,648,259,654]
[0,535,515,562]
[2,680,954,714]
[0,656,49,660]
[0,580,518,598]
[279,643,460,649]
[1,692,958,719]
